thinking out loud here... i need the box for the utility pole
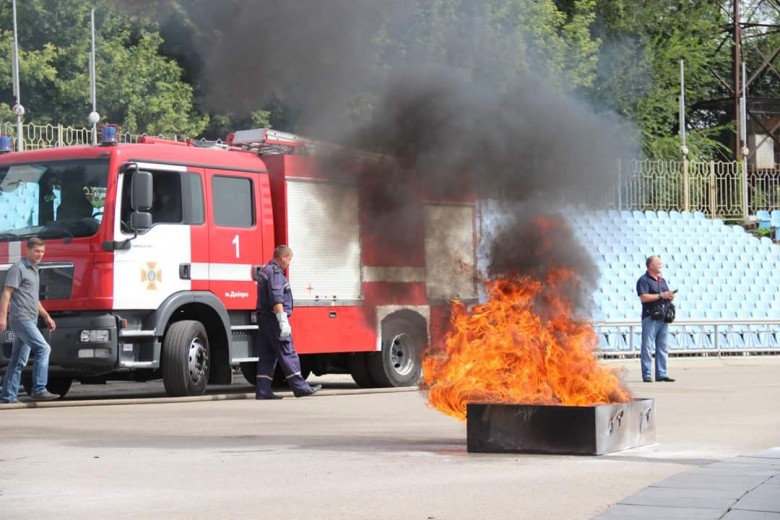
[11,0,24,151]
[733,0,742,163]
[88,8,100,144]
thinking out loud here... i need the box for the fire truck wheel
[162,320,210,397]
[239,362,257,386]
[349,353,376,388]
[367,319,423,387]
[22,376,73,398]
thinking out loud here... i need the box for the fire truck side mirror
[131,170,153,211]
[129,211,152,231]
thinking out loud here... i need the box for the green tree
[0,0,206,136]
[590,1,733,159]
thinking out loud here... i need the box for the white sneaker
[31,390,59,401]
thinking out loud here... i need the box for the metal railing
[595,318,780,357]
[616,159,780,220]
[0,121,182,150]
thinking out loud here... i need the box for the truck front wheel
[367,318,424,387]
[22,376,73,398]
[162,320,210,397]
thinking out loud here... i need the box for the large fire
[422,269,632,421]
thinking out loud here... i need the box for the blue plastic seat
[771,211,780,240]
[757,210,771,229]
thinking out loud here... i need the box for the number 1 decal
[232,234,240,258]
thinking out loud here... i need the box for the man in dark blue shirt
[255,245,321,399]
[636,255,676,383]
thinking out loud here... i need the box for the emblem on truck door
[141,262,162,290]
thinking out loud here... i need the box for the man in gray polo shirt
[0,237,58,403]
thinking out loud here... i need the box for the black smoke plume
[122,1,638,305]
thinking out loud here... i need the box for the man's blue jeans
[0,319,51,403]
[640,316,669,381]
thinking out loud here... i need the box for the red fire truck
[0,127,477,398]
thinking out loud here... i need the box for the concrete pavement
[1,356,779,519]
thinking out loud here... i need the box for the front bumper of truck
[0,312,158,377]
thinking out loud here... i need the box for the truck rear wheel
[162,320,210,397]
[349,353,376,388]
[367,318,424,387]
[22,376,73,398]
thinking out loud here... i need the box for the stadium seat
[771,210,780,240]
[564,208,778,353]
[757,210,771,229]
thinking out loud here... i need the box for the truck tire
[367,318,424,387]
[22,376,73,398]
[349,353,376,388]
[162,320,210,397]
[239,362,257,386]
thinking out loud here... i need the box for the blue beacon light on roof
[0,135,12,153]
[101,126,118,146]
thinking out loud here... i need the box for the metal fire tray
[466,398,655,455]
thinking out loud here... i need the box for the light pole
[679,59,690,212]
[11,0,24,151]
[88,8,99,145]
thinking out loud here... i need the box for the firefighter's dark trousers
[256,318,312,397]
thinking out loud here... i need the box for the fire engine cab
[0,127,477,397]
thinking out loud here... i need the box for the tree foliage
[590,1,742,160]
[0,0,773,159]
[0,0,206,135]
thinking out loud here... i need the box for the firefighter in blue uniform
[255,245,321,400]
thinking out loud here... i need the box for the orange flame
[422,269,632,421]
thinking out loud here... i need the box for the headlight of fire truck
[79,329,110,343]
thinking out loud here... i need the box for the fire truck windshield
[0,158,108,241]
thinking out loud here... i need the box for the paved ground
[1,356,780,519]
